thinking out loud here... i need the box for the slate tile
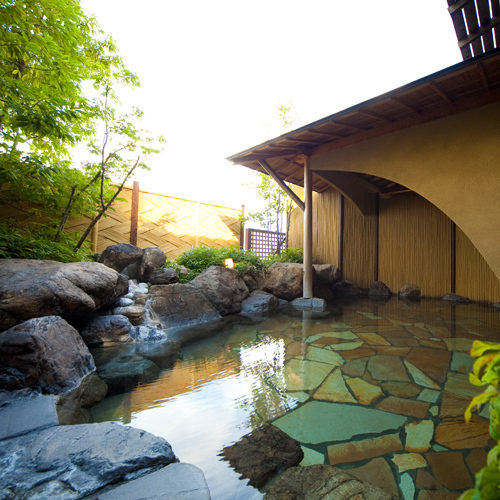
[340,357,368,377]
[367,355,410,382]
[405,420,434,452]
[406,347,451,383]
[313,369,356,403]
[328,432,403,465]
[340,348,376,360]
[435,415,490,449]
[377,396,430,418]
[381,381,421,398]
[372,346,411,357]
[440,372,483,418]
[416,469,443,490]
[348,457,399,497]
[465,448,488,476]
[346,377,383,405]
[392,452,427,472]
[425,451,473,490]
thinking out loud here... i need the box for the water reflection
[91,298,500,499]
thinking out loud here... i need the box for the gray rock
[0,316,95,394]
[0,259,128,332]
[442,293,471,303]
[291,297,326,311]
[112,305,146,325]
[97,462,210,500]
[80,315,135,347]
[0,395,58,441]
[150,284,221,328]
[241,290,278,318]
[331,279,361,297]
[369,281,392,300]
[140,247,167,281]
[131,325,167,342]
[99,243,144,273]
[260,262,303,301]
[191,266,249,315]
[147,267,179,285]
[221,424,303,488]
[0,422,177,500]
[55,371,108,425]
[264,464,399,500]
[136,340,182,369]
[116,297,134,307]
[97,353,160,396]
[313,264,341,285]
[398,283,421,299]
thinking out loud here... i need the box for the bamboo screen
[0,185,241,260]
[379,195,451,298]
[133,188,241,259]
[456,226,500,302]
[343,200,376,289]
[287,187,340,266]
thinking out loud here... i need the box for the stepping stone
[357,332,391,346]
[327,433,403,465]
[341,357,368,377]
[400,473,415,500]
[465,448,488,476]
[341,348,376,360]
[367,355,410,382]
[404,361,440,390]
[98,462,210,500]
[416,469,444,490]
[274,401,407,445]
[381,381,421,398]
[306,346,344,366]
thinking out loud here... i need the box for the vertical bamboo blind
[378,196,451,298]
[288,185,499,303]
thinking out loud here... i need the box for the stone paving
[260,298,499,500]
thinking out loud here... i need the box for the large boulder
[221,424,303,488]
[149,283,222,328]
[260,263,303,301]
[368,281,392,300]
[313,264,341,285]
[147,267,179,285]
[0,422,177,500]
[240,290,278,318]
[399,283,421,299]
[139,246,167,281]
[264,464,399,500]
[0,259,128,332]
[0,316,107,423]
[80,315,135,347]
[0,316,96,394]
[97,353,160,396]
[99,243,144,272]
[190,266,249,315]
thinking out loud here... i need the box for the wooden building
[228,27,500,302]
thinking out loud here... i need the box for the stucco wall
[310,100,500,284]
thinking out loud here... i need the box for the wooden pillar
[130,181,139,246]
[374,193,380,282]
[195,201,200,247]
[339,194,344,280]
[451,220,456,294]
[91,220,99,253]
[303,156,313,299]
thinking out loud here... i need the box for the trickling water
[91,298,500,499]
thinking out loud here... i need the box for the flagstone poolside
[91,297,500,499]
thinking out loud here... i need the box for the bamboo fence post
[303,156,313,299]
[130,181,139,246]
[91,220,99,253]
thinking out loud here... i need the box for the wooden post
[130,181,139,246]
[339,195,344,280]
[91,220,99,253]
[451,220,456,294]
[303,156,313,299]
[244,228,251,251]
[195,201,200,247]
[374,193,380,282]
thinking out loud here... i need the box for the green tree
[0,0,161,256]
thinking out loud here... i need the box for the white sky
[80,0,462,212]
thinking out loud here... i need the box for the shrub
[0,220,94,263]
[263,247,303,266]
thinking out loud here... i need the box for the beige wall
[310,100,500,283]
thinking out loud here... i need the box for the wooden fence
[0,182,243,260]
[243,228,286,258]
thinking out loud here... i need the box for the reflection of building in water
[238,336,293,422]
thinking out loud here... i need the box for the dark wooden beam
[451,221,456,294]
[339,195,344,278]
[429,82,453,103]
[258,160,305,211]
